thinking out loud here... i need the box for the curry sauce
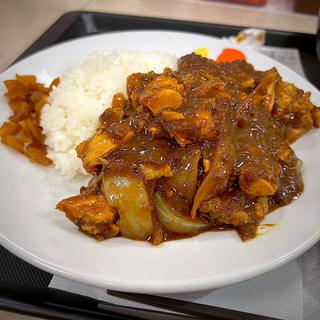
[57,53,319,244]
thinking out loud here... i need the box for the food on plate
[57,53,319,244]
[216,48,247,62]
[0,75,59,165]
[40,50,177,178]
[194,48,209,58]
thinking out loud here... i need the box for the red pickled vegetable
[216,48,246,63]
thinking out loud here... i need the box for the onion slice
[154,193,209,234]
[103,175,153,240]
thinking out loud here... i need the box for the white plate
[0,31,320,294]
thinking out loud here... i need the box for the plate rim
[0,226,319,293]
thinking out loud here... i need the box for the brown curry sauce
[57,53,319,244]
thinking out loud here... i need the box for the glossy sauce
[58,53,318,244]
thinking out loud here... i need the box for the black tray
[1,11,319,320]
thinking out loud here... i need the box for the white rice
[40,50,177,178]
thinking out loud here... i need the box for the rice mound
[40,50,177,178]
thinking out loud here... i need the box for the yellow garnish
[194,48,209,58]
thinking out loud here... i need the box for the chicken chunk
[200,194,268,240]
[139,76,184,115]
[57,194,119,240]
[194,110,215,139]
[200,193,250,226]
[239,171,279,198]
[126,72,157,108]
[192,79,226,98]
[276,144,294,163]
[140,163,173,180]
[250,196,268,220]
[99,93,126,125]
[273,81,315,143]
[77,124,134,173]
[159,110,215,146]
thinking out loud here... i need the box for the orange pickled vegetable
[216,48,246,63]
[1,135,25,154]
[1,75,59,165]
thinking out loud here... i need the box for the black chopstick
[107,290,283,320]
[0,281,195,320]
[98,302,196,320]
[0,281,99,310]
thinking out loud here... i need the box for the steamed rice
[40,50,177,178]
